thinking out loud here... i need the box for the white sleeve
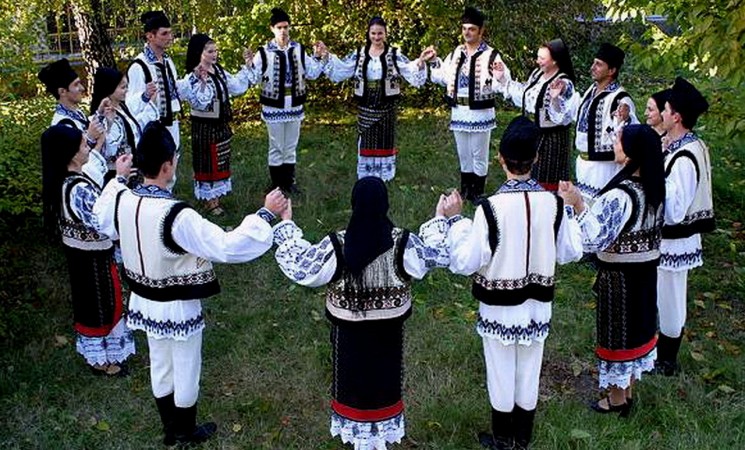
[448,207,492,275]
[244,51,263,86]
[325,52,357,83]
[126,62,148,111]
[577,188,634,253]
[178,73,215,110]
[171,208,273,263]
[93,177,128,240]
[273,220,337,287]
[396,52,427,88]
[402,216,452,280]
[664,156,698,225]
[556,205,583,264]
[304,52,327,80]
[429,54,450,86]
[225,66,254,96]
[134,102,160,128]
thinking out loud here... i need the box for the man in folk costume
[127,11,213,178]
[245,7,328,193]
[38,58,108,188]
[567,43,638,200]
[94,122,288,446]
[447,117,582,449]
[655,77,714,376]
[430,6,508,203]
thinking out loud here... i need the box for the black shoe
[651,360,680,376]
[174,404,217,445]
[589,396,630,418]
[512,406,535,449]
[478,431,513,450]
[154,394,176,446]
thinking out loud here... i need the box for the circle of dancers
[37,6,715,450]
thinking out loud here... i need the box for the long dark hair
[366,16,387,46]
[543,38,575,82]
[41,125,84,238]
[597,124,665,210]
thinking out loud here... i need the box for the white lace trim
[193,179,232,200]
[75,319,136,365]
[330,412,405,450]
[598,349,656,389]
[357,156,396,181]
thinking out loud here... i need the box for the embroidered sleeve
[101,118,125,162]
[578,189,633,253]
[70,182,100,230]
[396,52,427,88]
[325,52,356,83]
[664,156,698,225]
[554,89,582,125]
[273,220,337,287]
[256,207,275,223]
[448,207,492,275]
[178,74,215,110]
[547,79,576,125]
[304,50,327,80]
[225,66,254,96]
[402,217,451,279]
[429,55,449,86]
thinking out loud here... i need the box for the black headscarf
[651,88,671,114]
[545,38,576,82]
[343,177,395,276]
[90,67,124,115]
[41,124,84,238]
[598,124,665,210]
[185,33,213,73]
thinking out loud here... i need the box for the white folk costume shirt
[186,64,253,111]
[247,40,326,123]
[566,81,638,198]
[94,179,274,340]
[498,68,575,127]
[127,45,215,148]
[51,104,108,188]
[325,48,427,88]
[448,179,582,345]
[660,132,710,271]
[273,216,454,287]
[101,100,159,170]
[430,41,508,133]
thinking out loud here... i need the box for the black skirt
[533,125,571,191]
[191,118,233,182]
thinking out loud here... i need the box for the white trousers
[267,121,301,166]
[483,338,544,412]
[657,269,688,338]
[148,330,202,408]
[454,131,491,176]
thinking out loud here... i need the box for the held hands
[264,188,289,217]
[145,82,158,102]
[435,190,463,218]
[548,78,567,99]
[491,60,506,82]
[243,48,254,67]
[280,198,293,221]
[558,181,584,213]
[114,153,133,178]
[87,119,105,141]
[313,41,329,59]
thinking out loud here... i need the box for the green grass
[0,102,744,449]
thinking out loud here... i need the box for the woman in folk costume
[448,117,582,450]
[185,33,253,216]
[493,39,577,191]
[644,88,670,137]
[559,124,665,416]
[274,177,458,449]
[90,67,159,181]
[324,17,433,181]
[41,124,135,376]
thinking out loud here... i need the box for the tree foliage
[605,0,745,139]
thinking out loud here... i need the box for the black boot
[653,332,682,376]
[174,404,217,445]
[471,175,487,204]
[286,163,301,194]
[513,406,536,450]
[267,165,282,192]
[460,172,472,201]
[154,394,176,446]
[478,408,513,450]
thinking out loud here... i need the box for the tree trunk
[69,0,115,87]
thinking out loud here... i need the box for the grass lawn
[0,102,743,449]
